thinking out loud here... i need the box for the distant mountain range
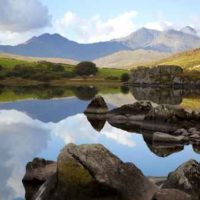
[0,26,200,62]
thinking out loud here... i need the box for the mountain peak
[180,26,197,36]
[23,33,71,45]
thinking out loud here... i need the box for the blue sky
[0,0,200,45]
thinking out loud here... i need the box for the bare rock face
[84,95,108,114]
[130,65,183,85]
[22,158,57,200]
[163,160,200,200]
[152,189,192,200]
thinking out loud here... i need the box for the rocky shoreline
[23,144,199,200]
[84,96,200,157]
[128,66,200,89]
[23,95,200,200]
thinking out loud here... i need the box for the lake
[0,85,200,200]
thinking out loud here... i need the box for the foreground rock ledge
[24,144,196,200]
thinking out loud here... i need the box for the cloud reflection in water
[0,110,136,200]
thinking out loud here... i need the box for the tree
[121,73,130,82]
[75,61,98,76]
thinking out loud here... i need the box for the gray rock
[163,160,200,199]
[84,95,108,114]
[22,158,57,200]
[23,158,57,182]
[152,189,192,200]
[109,101,153,116]
[145,105,188,122]
[57,143,158,200]
[130,65,183,85]
[174,129,189,136]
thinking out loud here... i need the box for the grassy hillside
[154,48,200,71]
[94,49,170,69]
[0,53,77,68]
[0,54,128,85]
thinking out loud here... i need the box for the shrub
[75,61,98,76]
[121,73,130,82]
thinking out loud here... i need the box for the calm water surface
[0,85,200,200]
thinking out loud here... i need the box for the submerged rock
[84,95,108,114]
[163,160,200,199]
[153,132,189,145]
[152,189,192,200]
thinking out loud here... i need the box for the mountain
[0,28,200,62]
[180,26,198,36]
[93,49,170,69]
[0,33,129,61]
[146,29,200,52]
[118,28,200,53]
[116,28,161,49]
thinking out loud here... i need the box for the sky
[0,0,200,45]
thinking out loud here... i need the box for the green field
[0,55,128,85]
[0,57,34,68]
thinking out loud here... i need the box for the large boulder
[84,95,108,114]
[152,189,192,200]
[163,160,200,199]
[22,158,57,200]
[33,143,157,200]
[57,143,157,200]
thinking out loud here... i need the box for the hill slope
[0,53,77,67]
[154,48,200,70]
[94,49,170,68]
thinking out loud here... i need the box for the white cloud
[145,21,173,31]
[55,11,138,43]
[0,0,51,32]
[0,110,136,199]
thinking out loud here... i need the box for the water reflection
[0,86,200,200]
[0,85,200,107]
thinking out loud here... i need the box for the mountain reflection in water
[0,85,200,200]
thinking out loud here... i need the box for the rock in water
[163,160,200,199]
[84,95,108,114]
[109,101,153,116]
[57,143,157,200]
[22,158,57,200]
[152,189,192,200]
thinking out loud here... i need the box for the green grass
[0,57,35,69]
[97,68,128,78]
